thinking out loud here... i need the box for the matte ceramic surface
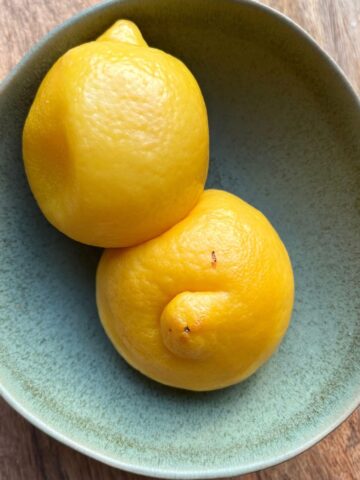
[0,0,359,477]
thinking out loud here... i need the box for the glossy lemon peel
[23,20,209,247]
[97,190,294,391]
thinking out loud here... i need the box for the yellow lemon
[97,189,294,391]
[23,20,209,247]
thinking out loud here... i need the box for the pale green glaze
[0,0,359,477]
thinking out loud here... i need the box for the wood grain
[0,1,359,479]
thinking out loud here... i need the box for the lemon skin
[23,20,209,247]
[97,189,294,391]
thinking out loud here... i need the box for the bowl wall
[0,0,359,477]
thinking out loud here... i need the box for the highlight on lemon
[23,19,294,392]
[97,190,294,391]
[23,20,209,247]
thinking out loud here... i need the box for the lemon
[23,20,209,247]
[97,190,294,391]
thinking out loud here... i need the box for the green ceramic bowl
[0,0,359,477]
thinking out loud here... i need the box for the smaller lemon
[97,190,294,391]
[23,20,209,247]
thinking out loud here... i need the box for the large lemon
[97,190,294,391]
[23,20,209,247]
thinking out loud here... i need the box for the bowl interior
[0,0,359,477]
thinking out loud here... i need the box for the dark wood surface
[0,1,359,479]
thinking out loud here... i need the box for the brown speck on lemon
[211,250,217,268]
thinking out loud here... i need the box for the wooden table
[1,1,359,478]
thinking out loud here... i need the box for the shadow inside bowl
[0,0,359,476]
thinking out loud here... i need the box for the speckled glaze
[0,0,359,477]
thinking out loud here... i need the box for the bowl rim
[0,0,359,477]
